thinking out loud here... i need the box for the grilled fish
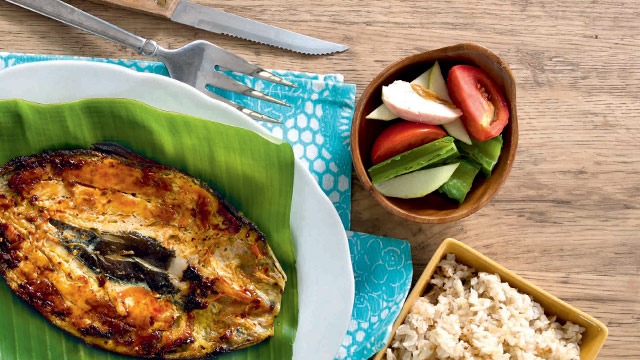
[0,143,286,358]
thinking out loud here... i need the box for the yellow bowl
[374,238,608,359]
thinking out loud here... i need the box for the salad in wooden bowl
[351,43,518,223]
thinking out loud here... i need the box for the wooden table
[1,0,638,358]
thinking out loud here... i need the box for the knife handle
[91,0,180,18]
[7,0,157,55]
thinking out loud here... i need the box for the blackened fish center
[50,219,178,295]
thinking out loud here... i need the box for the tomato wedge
[447,65,509,141]
[370,121,447,165]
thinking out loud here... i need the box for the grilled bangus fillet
[0,143,286,358]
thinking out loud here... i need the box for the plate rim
[0,60,355,360]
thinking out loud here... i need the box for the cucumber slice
[428,61,473,145]
[375,163,460,199]
[456,135,503,177]
[439,158,482,204]
[368,136,459,185]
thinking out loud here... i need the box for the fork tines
[201,45,297,124]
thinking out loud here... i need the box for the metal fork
[6,0,295,123]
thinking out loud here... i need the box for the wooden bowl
[351,43,518,223]
[374,238,608,359]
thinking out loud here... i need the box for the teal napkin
[338,232,412,359]
[0,52,412,359]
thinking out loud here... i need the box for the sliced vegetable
[456,135,503,177]
[365,68,431,121]
[382,80,462,125]
[427,61,472,145]
[428,61,450,99]
[366,103,398,120]
[368,136,458,185]
[370,122,447,165]
[441,118,472,145]
[375,163,460,199]
[438,158,482,203]
[410,67,432,88]
[447,65,509,141]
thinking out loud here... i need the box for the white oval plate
[0,61,354,360]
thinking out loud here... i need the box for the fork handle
[6,0,159,56]
[90,0,181,18]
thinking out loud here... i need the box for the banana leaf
[0,99,297,360]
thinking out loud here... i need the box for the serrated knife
[89,0,348,55]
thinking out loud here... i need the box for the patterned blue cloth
[339,232,413,360]
[0,52,412,359]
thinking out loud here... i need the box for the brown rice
[386,254,584,360]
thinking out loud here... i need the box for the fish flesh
[0,143,286,358]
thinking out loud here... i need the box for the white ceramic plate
[0,61,354,360]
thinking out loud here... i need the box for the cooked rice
[386,254,584,360]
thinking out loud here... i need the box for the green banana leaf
[0,99,297,360]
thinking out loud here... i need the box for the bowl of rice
[375,238,608,360]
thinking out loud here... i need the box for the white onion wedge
[410,67,432,88]
[365,103,398,120]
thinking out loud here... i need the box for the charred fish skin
[50,219,180,295]
[0,143,287,359]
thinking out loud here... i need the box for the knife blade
[91,0,349,55]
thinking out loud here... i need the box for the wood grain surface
[0,0,638,358]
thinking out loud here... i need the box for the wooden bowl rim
[351,43,519,223]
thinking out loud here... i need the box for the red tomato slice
[370,121,447,165]
[447,65,509,141]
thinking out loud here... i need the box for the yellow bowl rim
[374,238,608,360]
